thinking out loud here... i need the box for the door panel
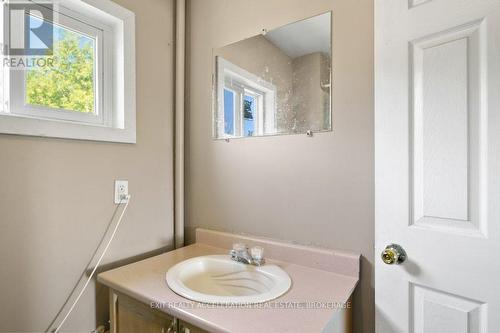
[410,19,486,235]
[375,0,500,332]
[178,320,210,333]
[112,291,174,333]
[410,284,486,333]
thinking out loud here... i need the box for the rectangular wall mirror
[213,12,332,139]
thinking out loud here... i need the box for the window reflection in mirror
[213,12,332,139]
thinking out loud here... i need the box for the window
[215,57,276,138]
[26,16,96,115]
[243,93,257,137]
[10,8,107,125]
[0,0,136,143]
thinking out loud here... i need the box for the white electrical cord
[45,195,131,333]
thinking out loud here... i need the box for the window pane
[25,15,95,114]
[243,95,255,137]
[224,89,234,135]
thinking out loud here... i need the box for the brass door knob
[381,244,407,265]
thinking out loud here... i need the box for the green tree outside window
[26,30,95,114]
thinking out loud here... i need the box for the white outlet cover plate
[114,180,129,204]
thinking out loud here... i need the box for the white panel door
[375,0,500,332]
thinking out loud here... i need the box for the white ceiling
[264,12,331,59]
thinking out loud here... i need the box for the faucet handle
[250,246,265,265]
[232,242,247,252]
[230,243,246,259]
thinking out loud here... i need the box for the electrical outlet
[114,180,129,204]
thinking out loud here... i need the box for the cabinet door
[110,290,175,333]
[178,320,209,333]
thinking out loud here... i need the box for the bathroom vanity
[98,229,359,333]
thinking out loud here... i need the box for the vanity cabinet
[109,290,209,333]
[178,320,209,333]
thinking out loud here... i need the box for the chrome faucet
[230,243,265,266]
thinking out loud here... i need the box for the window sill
[0,113,136,143]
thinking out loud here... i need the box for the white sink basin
[166,255,291,304]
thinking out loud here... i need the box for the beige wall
[0,0,175,330]
[186,1,374,333]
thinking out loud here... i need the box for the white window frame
[0,0,136,143]
[9,4,110,125]
[215,56,276,139]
